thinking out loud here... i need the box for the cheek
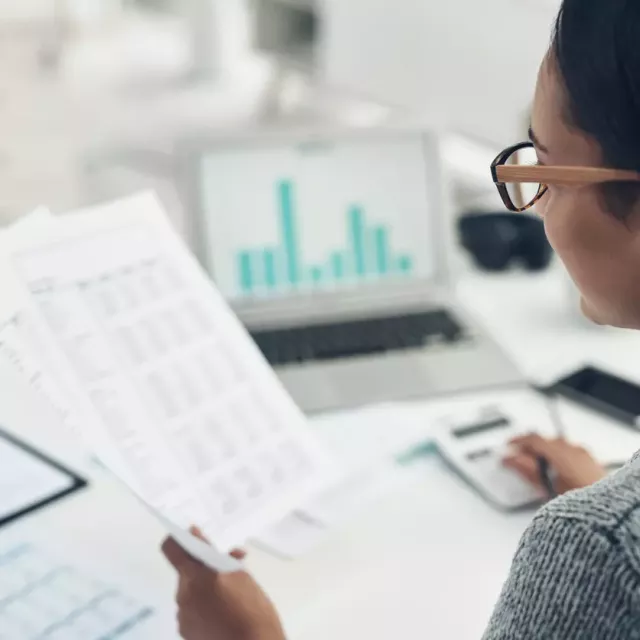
[540,190,579,257]
[542,192,608,295]
[542,191,640,326]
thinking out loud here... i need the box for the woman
[162,1,640,637]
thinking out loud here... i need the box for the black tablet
[0,426,87,529]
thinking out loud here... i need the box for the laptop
[180,127,522,413]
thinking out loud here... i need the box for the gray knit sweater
[483,455,640,639]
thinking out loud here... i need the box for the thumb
[161,537,202,575]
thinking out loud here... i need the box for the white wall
[0,0,55,21]
[0,0,128,26]
[323,0,560,145]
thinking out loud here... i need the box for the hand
[503,434,607,495]
[162,527,286,640]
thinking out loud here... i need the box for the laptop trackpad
[279,357,431,412]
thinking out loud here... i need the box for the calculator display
[452,417,510,439]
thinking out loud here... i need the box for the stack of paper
[0,194,334,571]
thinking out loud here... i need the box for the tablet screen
[0,428,86,527]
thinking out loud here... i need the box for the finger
[509,433,543,448]
[510,433,556,458]
[189,526,246,560]
[161,537,202,575]
[503,454,543,487]
[189,526,209,543]
[572,444,589,455]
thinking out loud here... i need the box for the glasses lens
[504,145,542,210]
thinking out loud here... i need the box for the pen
[537,456,557,499]
[548,396,566,439]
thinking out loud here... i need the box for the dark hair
[553,0,640,218]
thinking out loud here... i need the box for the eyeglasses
[490,141,640,213]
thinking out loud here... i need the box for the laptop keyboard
[250,309,468,366]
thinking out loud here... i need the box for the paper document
[0,543,168,639]
[0,208,90,435]
[8,207,54,237]
[255,463,403,559]
[1,193,333,555]
[105,465,243,574]
[254,513,327,559]
[0,272,95,440]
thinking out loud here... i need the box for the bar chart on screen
[199,136,434,299]
[236,180,415,295]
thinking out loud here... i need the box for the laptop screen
[197,133,437,301]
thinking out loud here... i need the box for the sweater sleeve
[482,511,640,640]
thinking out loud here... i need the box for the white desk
[4,264,640,640]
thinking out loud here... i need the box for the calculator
[434,406,547,511]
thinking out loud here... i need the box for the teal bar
[279,181,299,286]
[373,227,389,276]
[263,249,277,289]
[310,266,323,285]
[398,255,413,274]
[330,252,344,280]
[238,251,253,294]
[349,206,366,277]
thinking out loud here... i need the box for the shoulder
[523,460,640,577]
[544,455,640,527]
[484,465,640,639]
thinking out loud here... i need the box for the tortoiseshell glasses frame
[491,141,640,212]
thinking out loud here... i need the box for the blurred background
[0,0,559,224]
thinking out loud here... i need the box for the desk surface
[4,265,640,640]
